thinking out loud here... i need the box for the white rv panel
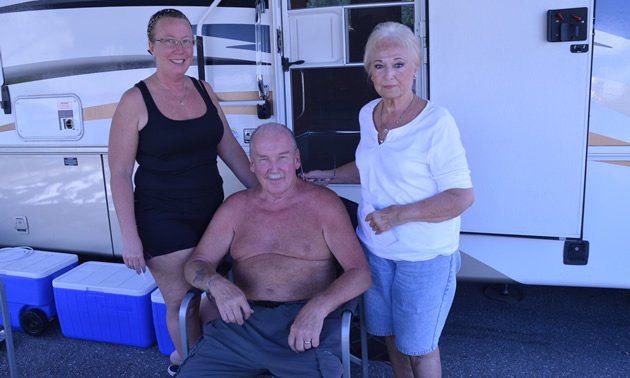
[429,0,592,238]
[0,153,112,255]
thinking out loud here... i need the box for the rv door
[275,0,420,201]
[429,0,592,239]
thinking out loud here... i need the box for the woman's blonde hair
[147,9,192,41]
[363,22,421,74]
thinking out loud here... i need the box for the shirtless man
[178,123,372,377]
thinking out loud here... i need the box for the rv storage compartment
[53,261,157,347]
[151,288,175,356]
[0,247,78,335]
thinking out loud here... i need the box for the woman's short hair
[147,8,192,41]
[363,22,421,74]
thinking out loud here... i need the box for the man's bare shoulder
[298,181,347,213]
[224,188,248,203]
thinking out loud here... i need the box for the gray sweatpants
[177,300,343,377]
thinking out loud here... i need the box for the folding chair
[178,197,368,377]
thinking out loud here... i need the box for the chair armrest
[179,287,203,360]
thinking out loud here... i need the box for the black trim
[1,85,10,114]
[460,232,584,242]
[196,36,205,81]
[3,56,262,85]
[0,0,263,14]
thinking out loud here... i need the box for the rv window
[290,0,412,10]
[347,4,414,63]
[292,66,378,172]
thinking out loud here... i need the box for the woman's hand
[300,169,334,186]
[122,235,146,274]
[365,205,402,234]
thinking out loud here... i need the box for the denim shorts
[363,246,461,356]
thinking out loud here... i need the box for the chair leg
[348,295,369,378]
[0,279,18,377]
[341,309,352,378]
[359,296,369,378]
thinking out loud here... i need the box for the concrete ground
[1,281,628,377]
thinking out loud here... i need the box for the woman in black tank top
[108,8,258,375]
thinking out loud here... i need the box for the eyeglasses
[154,38,195,48]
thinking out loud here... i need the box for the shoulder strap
[192,77,212,101]
[134,80,159,114]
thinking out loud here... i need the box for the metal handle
[255,0,268,100]
[294,70,305,122]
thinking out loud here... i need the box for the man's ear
[294,148,301,170]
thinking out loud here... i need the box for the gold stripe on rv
[0,91,271,131]
[597,161,630,167]
[588,132,630,146]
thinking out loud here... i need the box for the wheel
[20,309,48,336]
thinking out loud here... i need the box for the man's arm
[288,188,372,353]
[184,194,254,325]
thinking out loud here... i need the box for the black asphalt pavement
[0,282,628,377]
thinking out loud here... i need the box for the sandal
[167,364,179,376]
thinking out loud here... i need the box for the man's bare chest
[231,209,330,261]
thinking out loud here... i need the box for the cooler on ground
[0,247,78,335]
[151,288,175,356]
[52,261,157,347]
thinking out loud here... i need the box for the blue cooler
[0,247,78,335]
[151,288,175,356]
[52,261,157,347]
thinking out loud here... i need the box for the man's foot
[167,364,179,376]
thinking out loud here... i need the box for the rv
[1,0,628,289]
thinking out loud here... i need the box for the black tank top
[133,77,224,195]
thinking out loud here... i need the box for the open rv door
[428,1,593,284]
[274,0,420,201]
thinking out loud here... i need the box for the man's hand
[209,276,254,325]
[288,301,326,353]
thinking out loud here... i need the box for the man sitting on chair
[178,123,372,377]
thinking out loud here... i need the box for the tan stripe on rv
[597,160,630,167]
[0,123,15,132]
[588,132,630,146]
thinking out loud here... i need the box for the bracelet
[205,273,220,298]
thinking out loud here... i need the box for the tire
[20,309,48,336]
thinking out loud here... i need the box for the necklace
[378,96,415,144]
[156,75,187,105]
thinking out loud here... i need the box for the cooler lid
[151,288,164,304]
[152,288,206,304]
[52,261,156,296]
[0,247,78,279]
